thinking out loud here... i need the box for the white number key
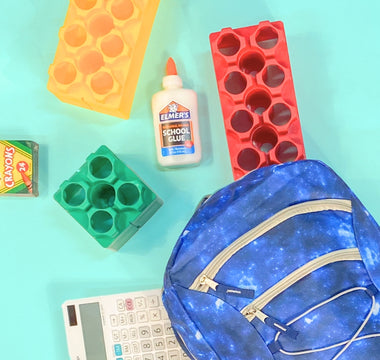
[147,295,159,308]
[141,340,153,352]
[112,330,120,342]
[166,337,178,348]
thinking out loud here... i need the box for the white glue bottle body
[152,58,202,168]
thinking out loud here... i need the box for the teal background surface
[0,0,379,358]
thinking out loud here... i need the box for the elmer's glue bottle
[152,58,201,168]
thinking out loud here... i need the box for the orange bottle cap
[166,57,178,76]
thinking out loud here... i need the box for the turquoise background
[0,0,379,358]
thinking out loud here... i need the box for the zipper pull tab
[216,283,255,299]
[247,308,298,339]
[199,275,255,298]
[264,315,298,339]
[199,275,219,291]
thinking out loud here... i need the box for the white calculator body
[62,288,189,360]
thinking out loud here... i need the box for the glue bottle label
[159,101,195,157]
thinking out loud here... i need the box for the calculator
[62,288,190,360]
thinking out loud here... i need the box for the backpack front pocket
[189,198,352,295]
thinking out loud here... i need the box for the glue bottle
[152,58,201,168]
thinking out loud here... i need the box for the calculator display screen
[79,303,107,360]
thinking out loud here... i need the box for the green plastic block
[54,145,163,250]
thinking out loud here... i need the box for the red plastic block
[210,21,306,180]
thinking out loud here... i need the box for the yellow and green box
[0,140,39,197]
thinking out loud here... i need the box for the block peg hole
[101,34,124,57]
[78,50,104,75]
[239,52,265,77]
[237,148,261,171]
[225,72,247,95]
[217,33,240,56]
[90,183,115,209]
[75,0,97,10]
[89,14,114,38]
[246,90,271,115]
[111,0,135,20]
[63,183,86,206]
[276,141,298,163]
[91,210,113,233]
[263,65,285,87]
[91,72,114,95]
[90,156,113,179]
[64,24,87,47]
[252,126,278,153]
[231,110,253,133]
[256,27,278,49]
[269,103,291,126]
[54,61,77,85]
[118,183,140,206]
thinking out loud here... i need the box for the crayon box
[0,140,39,197]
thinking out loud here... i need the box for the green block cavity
[54,145,163,250]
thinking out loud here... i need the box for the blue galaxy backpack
[162,160,380,360]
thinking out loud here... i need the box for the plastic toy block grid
[48,0,160,119]
[54,146,163,250]
[210,21,306,180]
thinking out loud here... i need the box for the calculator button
[139,326,151,338]
[110,315,119,327]
[125,357,132,360]
[131,342,140,353]
[168,350,180,360]
[121,329,129,341]
[117,299,125,312]
[119,314,128,326]
[135,297,147,309]
[181,353,190,359]
[142,355,154,360]
[127,312,137,324]
[122,343,131,355]
[151,324,163,337]
[166,337,178,348]
[112,330,121,342]
[164,323,174,335]
[133,356,142,360]
[153,338,165,351]
[137,311,148,323]
[130,328,138,340]
[141,340,153,352]
[147,295,159,308]
[126,298,134,311]
[155,352,167,360]
[149,309,161,321]
[114,344,122,356]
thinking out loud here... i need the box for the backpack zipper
[189,198,352,293]
[241,248,362,322]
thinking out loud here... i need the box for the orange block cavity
[48,0,161,119]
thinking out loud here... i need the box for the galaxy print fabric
[163,160,380,359]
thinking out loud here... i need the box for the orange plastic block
[47,0,160,119]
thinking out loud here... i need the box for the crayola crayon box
[0,140,39,197]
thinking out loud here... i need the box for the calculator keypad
[110,292,189,360]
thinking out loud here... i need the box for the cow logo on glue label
[168,102,178,113]
[159,101,190,121]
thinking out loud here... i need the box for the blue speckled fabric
[163,160,380,359]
